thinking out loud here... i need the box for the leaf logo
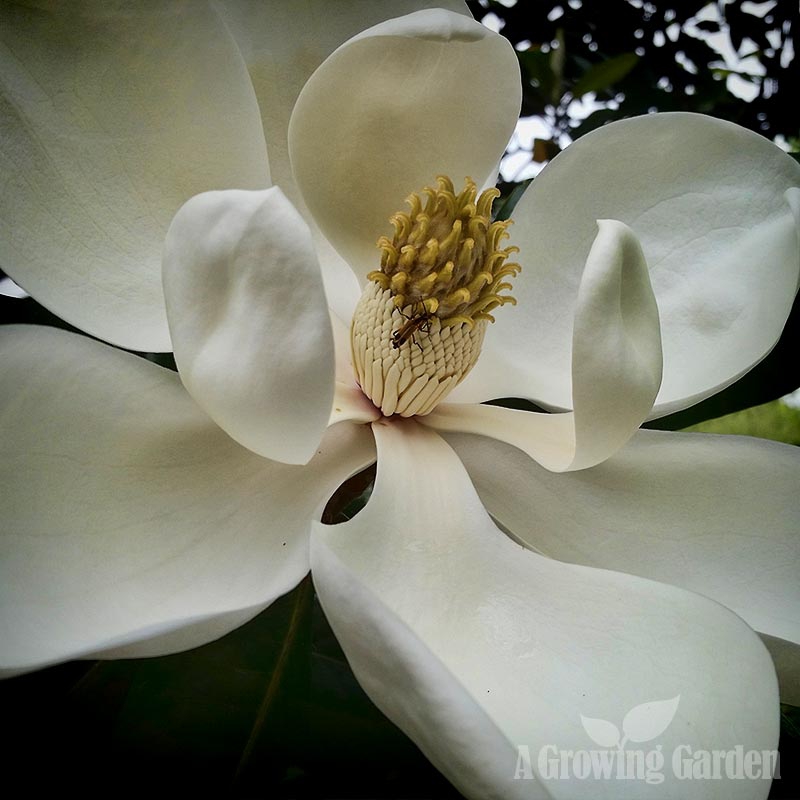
[623,696,681,743]
[581,695,680,750]
[580,716,621,749]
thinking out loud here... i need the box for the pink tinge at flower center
[350,176,520,417]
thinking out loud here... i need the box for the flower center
[350,176,520,417]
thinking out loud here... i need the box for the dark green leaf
[518,48,557,100]
[570,107,622,139]
[494,179,532,222]
[571,53,639,99]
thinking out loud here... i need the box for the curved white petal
[217,0,469,206]
[425,221,662,471]
[312,419,777,800]
[446,428,800,652]
[330,310,355,385]
[163,188,334,465]
[329,382,381,427]
[0,3,269,351]
[288,8,521,282]
[329,313,381,425]
[0,326,375,675]
[313,229,363,328]
[217,1,470,325]
[474,113,800,416]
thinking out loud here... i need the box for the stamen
[351,176,521,417]
[366,176,519,323]
[390,271,408,293]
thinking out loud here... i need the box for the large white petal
[217,1,471,324]
[0,3,269,352]
[471,113,800,416]
[446,428,800,697]
[312,419,777,800]
[217,0,468,206]
[425,221,662,471]
[288,8,521,282]
[163,187,334,466]
[0,326,375,675]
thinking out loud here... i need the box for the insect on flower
[391,304,435,351]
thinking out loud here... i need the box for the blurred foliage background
[469,0,799,179]
[2,1,799,798]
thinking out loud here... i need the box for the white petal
[217,1,470,323]
[288,8,521,282]
[424,221,662,471]
[329,382,381,427]
[476,113,800,416]
[312,229,362,328]
[446,428,800,650]
[330,310,355,385]
[313,420,777,799]
[329,313,381,424]
[0,326,375,674]
[163,188,334,465]
[217,0,469,207]
[0,3,269,351]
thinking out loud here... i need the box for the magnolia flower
[1,3,799,798]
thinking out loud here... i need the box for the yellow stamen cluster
[351,175,520,417]
[366,176,520,328]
